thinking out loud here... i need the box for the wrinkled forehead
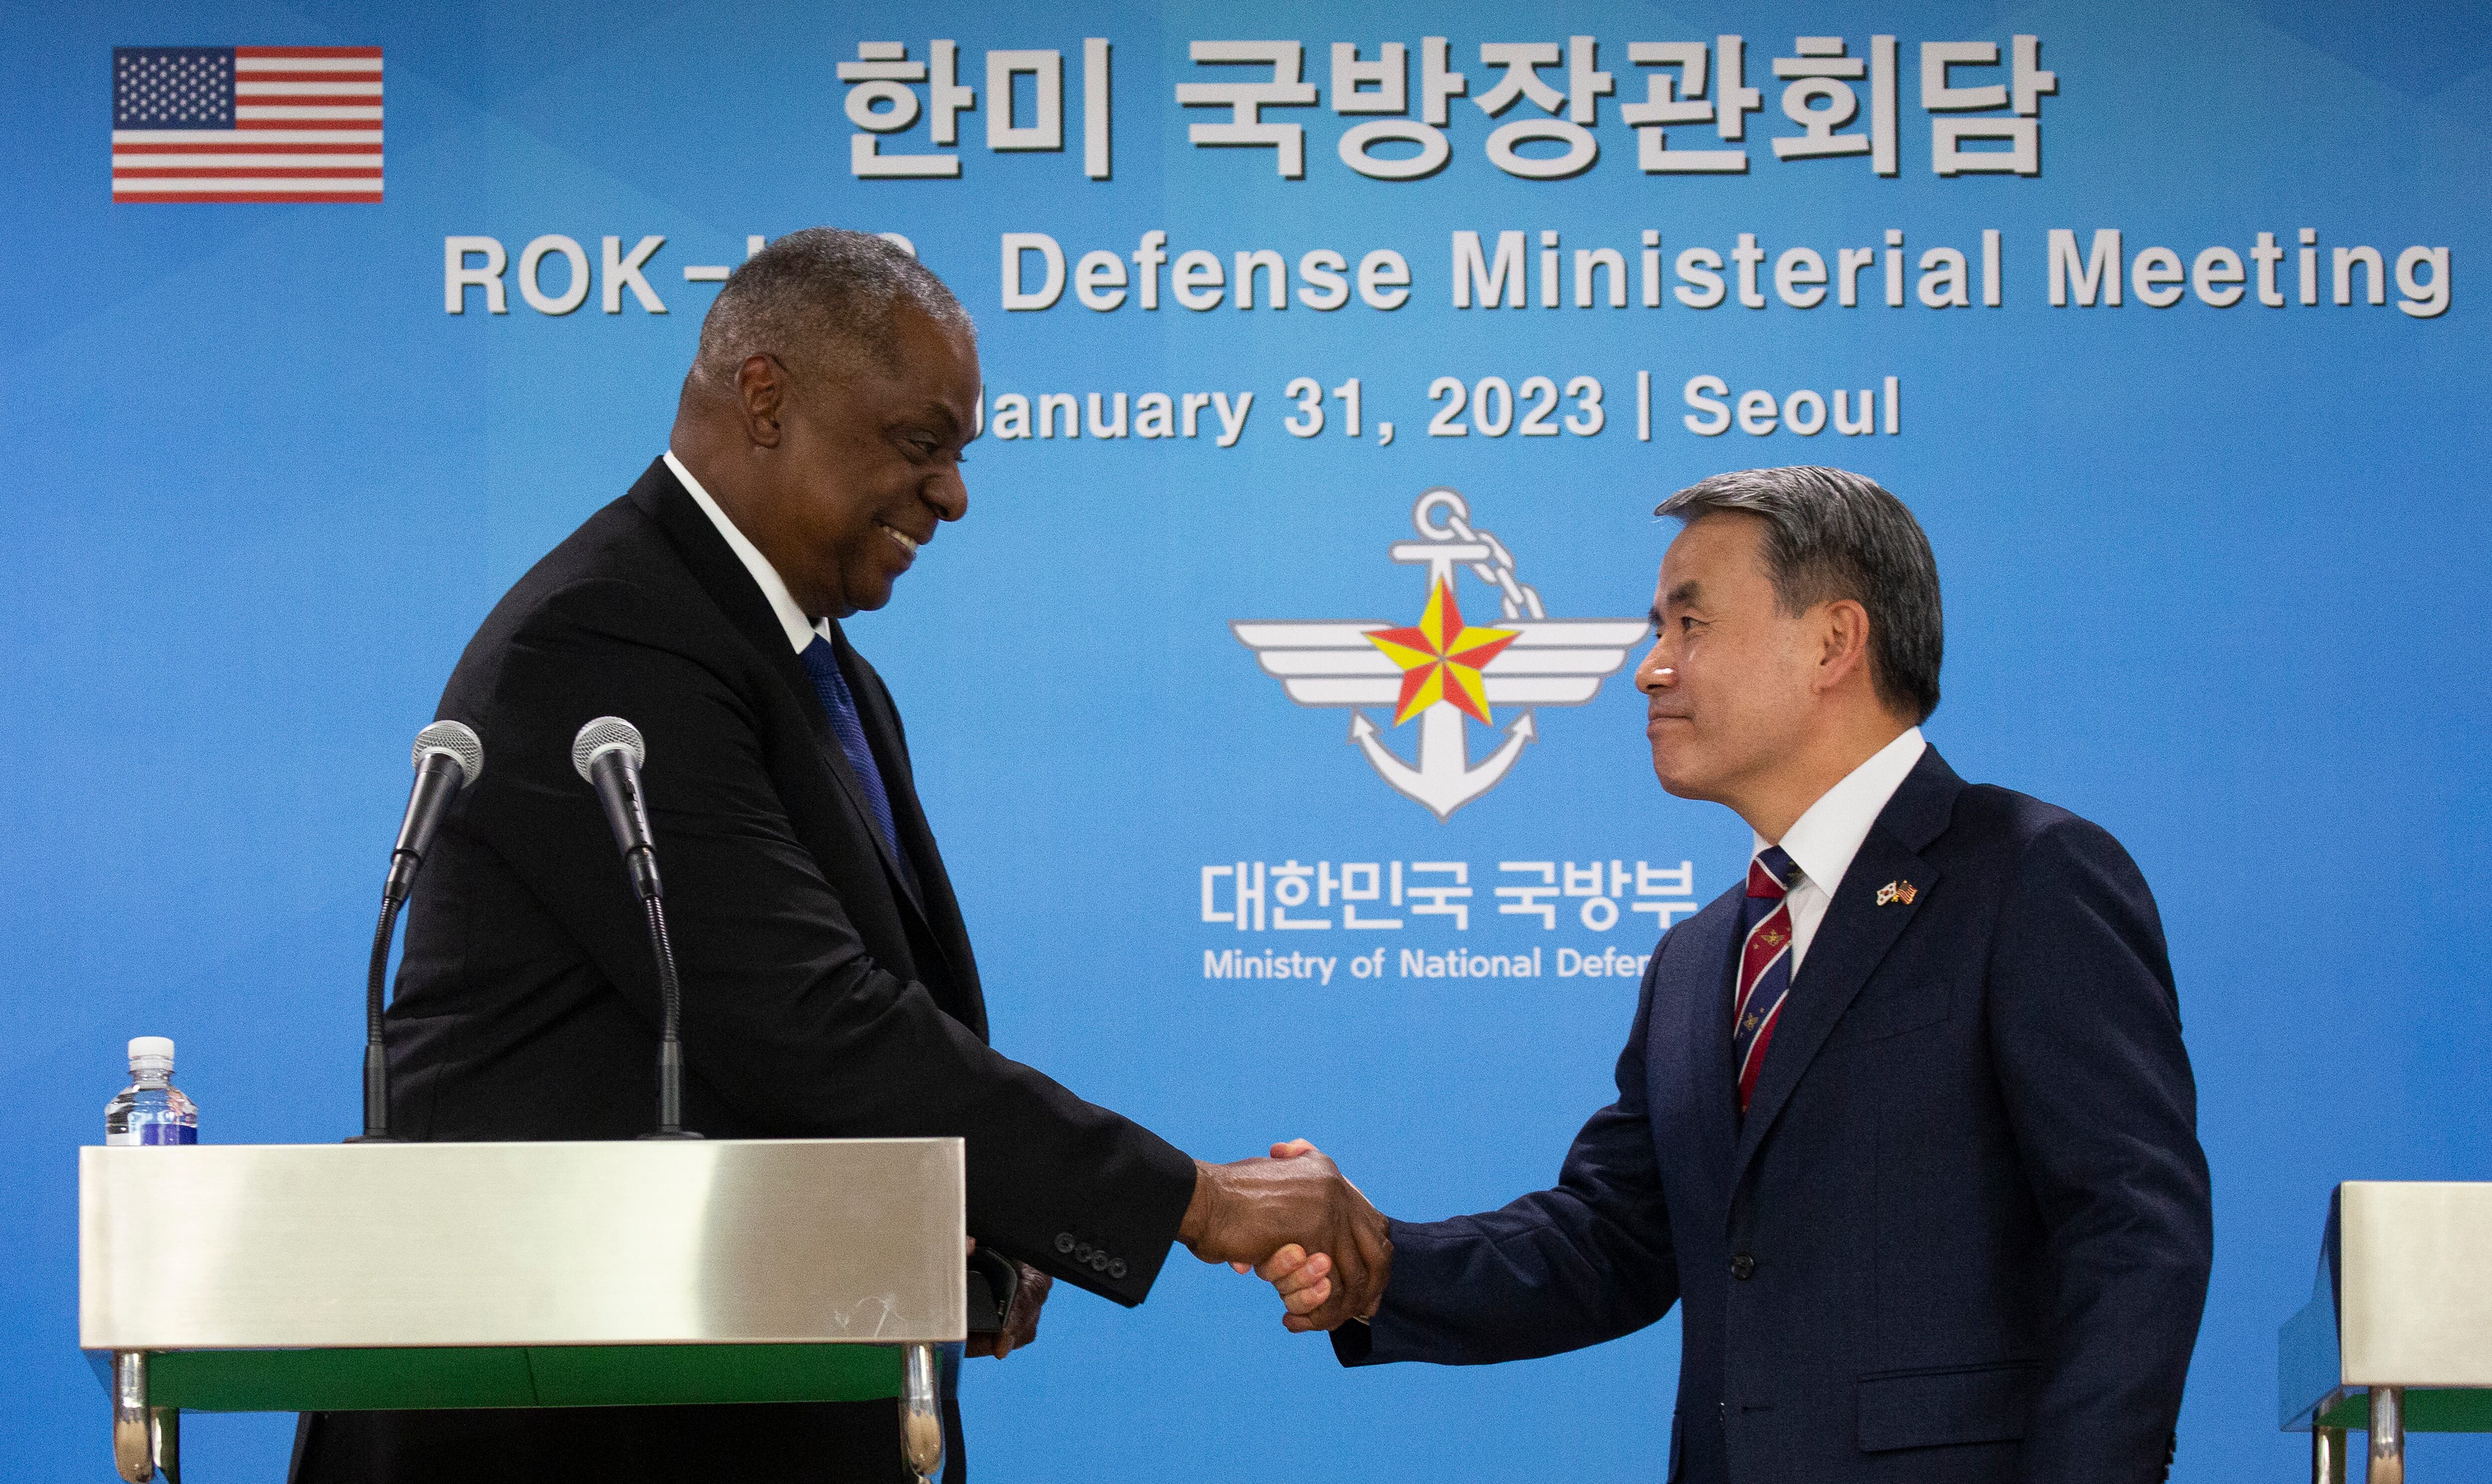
[877,309,982,405]
[894,302,980,371]
[1657,510,1769,602]
[803,310,978,422]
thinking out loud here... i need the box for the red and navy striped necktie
[1732,845,1804,1115]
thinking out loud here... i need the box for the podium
[2279,1183,2492,1484]
[81,1139,966,1483]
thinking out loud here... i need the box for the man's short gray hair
[1656,466,1942,723]
[689,227,974,394]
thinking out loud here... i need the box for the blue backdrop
[5,1,2487,1479]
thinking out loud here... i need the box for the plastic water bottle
[104,1037,197,1146]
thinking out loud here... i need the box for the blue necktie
[800,636,908,878]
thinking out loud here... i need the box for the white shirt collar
[664,449,828,655]
[1754,727,1928,899]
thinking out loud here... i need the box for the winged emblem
[1233,487,1647,820]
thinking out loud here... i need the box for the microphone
[355,720,484,1143]
[573,717,660,901]
[386,721,485,902]
[571,717,699,1140]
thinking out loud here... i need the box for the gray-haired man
[1265,467,2211,1484]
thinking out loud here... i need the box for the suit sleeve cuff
[1329,1319,1375,1366]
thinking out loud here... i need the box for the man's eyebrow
[1666,580,1703,608]
[905,400,970,445]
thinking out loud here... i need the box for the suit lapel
[822,622,929,916]
[1652,887,1745,1189]
[833,630,984,1036]
[1729,747,1964,1188]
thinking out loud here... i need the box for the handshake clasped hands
[1180,1139,1387,1333]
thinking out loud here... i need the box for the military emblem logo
[1233,487,1647,820]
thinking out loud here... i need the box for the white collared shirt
[664,449,829,655]
[1754,726,1927,975]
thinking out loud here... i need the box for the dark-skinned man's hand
[1180,1139,1390,1331]
[968,1259,1050,1358]
[1234,1141,1365,1331]
[962,1244,1051,1359]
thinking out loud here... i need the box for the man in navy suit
[1259,467,2212,1484]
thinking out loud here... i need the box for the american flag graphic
[112,46,382,203]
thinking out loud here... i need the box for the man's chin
[836,573,896,614]
[1650,755,1712,802]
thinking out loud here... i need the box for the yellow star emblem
[1364,578,1521,726]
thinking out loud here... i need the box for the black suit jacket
[1337,747,2213,1484]
[295,459,1196,1482]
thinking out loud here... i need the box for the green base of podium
[2313,1388,2492,1433]
[87,1344,904,1411]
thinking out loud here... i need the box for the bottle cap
[127,1036,175,1064]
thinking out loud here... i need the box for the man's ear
[1813,598,1873,696]
[736,354,785,448]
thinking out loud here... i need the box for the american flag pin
[1875,880,1917,906]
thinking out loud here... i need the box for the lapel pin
[1874,880,1918,907]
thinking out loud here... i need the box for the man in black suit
[291,229,1386,1483]
[1259,467,2213,1484]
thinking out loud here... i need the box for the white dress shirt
[1755,726,1927,975]
[664,449,828,655]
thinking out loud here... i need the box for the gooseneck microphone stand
[641,894,692,1138]
[355,895,406,1142]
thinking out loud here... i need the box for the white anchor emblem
[1232,487,1648,820]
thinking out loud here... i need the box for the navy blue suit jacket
[1336,747,2212,1484]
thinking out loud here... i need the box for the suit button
[1090,1251,1110,1272]
[1074,1241,1093,1261]
[1730,1252,1756,1280]
[1054,1232,1075,1255]
[1109,1259,1128,1280]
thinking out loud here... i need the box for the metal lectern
[81,1139,966,1483]
[2279,1182,2492,1484]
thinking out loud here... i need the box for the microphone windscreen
[572,716,646,782]
[412,719,484,786]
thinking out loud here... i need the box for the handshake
[1181,1139,1387,1333]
